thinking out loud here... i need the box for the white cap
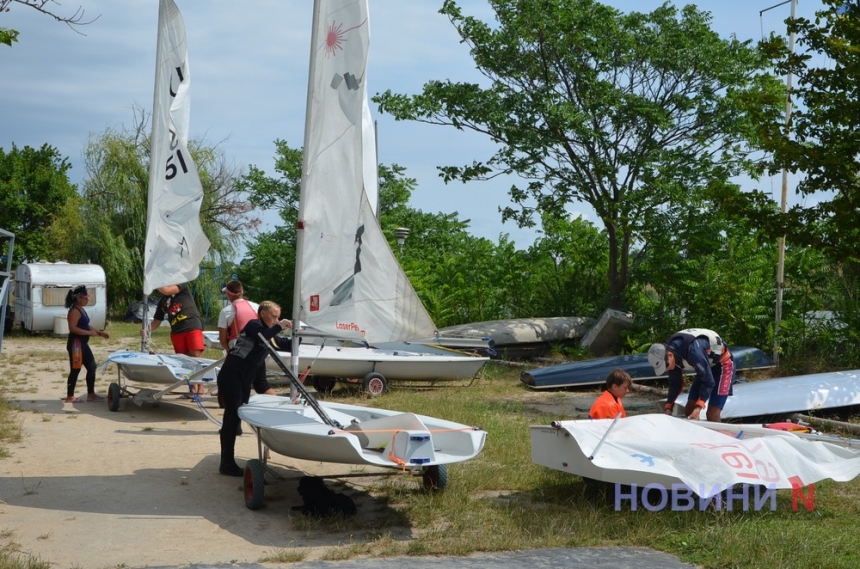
[648,343,668,375]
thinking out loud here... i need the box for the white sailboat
[103,0,220,411]
[531,414,860,498]
[262,0,488,394]
[668,369,860,420]
[237,0,486,504]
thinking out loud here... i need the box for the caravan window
[43,287,94,307]
[16,281,29,302]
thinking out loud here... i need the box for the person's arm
[68,309,107,338]
[260,320,291,342]
[218,327,229,351]
[665,367,684,414]
[141,319,162,336]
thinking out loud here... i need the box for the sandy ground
[0,334,663,568]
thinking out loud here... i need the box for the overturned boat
[521,346,774,389]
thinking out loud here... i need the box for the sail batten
[296,0,436,344]
[143,0,210,296]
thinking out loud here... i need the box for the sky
[0,0,822,259]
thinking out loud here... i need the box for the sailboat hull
[239,394,486,468]
[531,414,860,496]
[670,369,860,419]
[275,345,487,382]
[202,332,487,382]
[104,350,219,385]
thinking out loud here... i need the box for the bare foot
[87,393,106,402]
[64,396,77,403]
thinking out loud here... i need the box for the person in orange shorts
[588,368,632,420]
[142,283,206,397]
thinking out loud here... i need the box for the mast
[291,0,323,392]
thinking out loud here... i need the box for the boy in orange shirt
[588,368,632,420]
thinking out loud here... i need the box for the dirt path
[0,334,667,568]
[0,335,407,568]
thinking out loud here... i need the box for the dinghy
[274,0,489,395]
[238,336,487,509]
[530,414,860,498]
[669,369,860,419]
[101,0,214,412]
[521,346,774,389]
[101,350,221,412]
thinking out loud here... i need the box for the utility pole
[761,0,797,366]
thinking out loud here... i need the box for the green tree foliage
[716,1,860,368]
[0,143,77,263]
[240,140,617,324]
[628,199,777,348]
[731,1,860,264]
[0,28,18,46]
[375,0,782,309]
[71,109,258,313]
[523,213,608,318]
[236,140,302,310]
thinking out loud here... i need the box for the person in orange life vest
[217,280,275,396]
[588,368,632,420]
[648,328,735,423]
[64,285,109,403]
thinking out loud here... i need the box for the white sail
[532,414,860,499]
[296,0,436,343]
[143,0,210,296]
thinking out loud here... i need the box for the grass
[300,363,860,568]
[2,323,860,568]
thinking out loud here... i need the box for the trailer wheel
[244,459,266,510]
[107,383,121,412]
[362,373,387,397]
[422,464,448,491]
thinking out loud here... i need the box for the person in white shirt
[216,281,276,437]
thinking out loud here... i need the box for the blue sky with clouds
[0,0,821,257]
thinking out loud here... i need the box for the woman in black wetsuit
[217,300,292,476]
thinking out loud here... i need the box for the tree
[0,143,77,264]
[730,0,860,264]
[375,0,782,308]
[236,139,302,310]
[73,109,259,313]
[1,0,98,46]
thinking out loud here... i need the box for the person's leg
[81,343,102,399]
[217,361,244,475]
[706,360,734,422]
[185,330,206,392]
[65,339,81,402]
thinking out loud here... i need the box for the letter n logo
[788,475,815,512]
[310,295,320,312]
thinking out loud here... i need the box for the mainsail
[143,0,210,296]
[295,0,436,344]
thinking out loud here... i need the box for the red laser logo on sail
[324,16,368,58]
[325,20,346,57]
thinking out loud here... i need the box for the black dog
[292,476,357,518]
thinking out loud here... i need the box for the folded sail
[143,0,210,295]
[296,0,436,343]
